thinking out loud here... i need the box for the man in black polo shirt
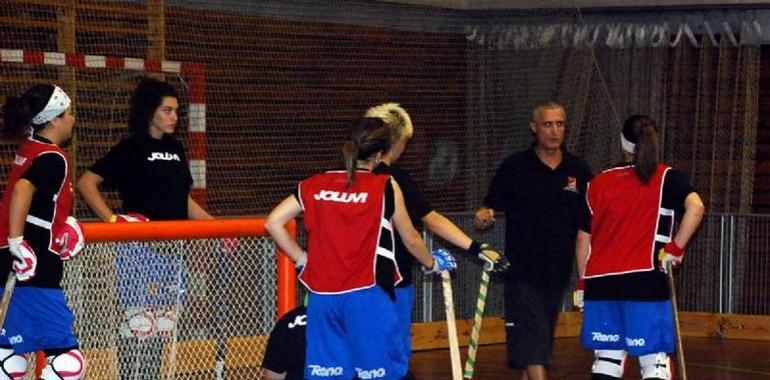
[474,101,592,380]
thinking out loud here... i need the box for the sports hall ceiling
[385,0,770,9]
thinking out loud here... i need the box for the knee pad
[591,349,626,379]
[39,349,85,380]
[155,308,178,338]
[639,352,671,380]
[119,306,155,338]
[0,347,26,380]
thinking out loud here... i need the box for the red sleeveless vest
[584,164,670,277]
[0,138,73,252]
[298,170,400,294]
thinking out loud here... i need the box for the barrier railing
[412,213,770,323]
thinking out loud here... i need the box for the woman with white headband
[0,84,86,379]
[574,115,704,380]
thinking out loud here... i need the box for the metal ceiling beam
[381,0,770,10]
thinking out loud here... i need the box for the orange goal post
[60,217,296,379]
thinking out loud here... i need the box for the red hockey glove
[658,240,685,273]
[55,216,85,260]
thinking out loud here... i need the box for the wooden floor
[411,337,770,379]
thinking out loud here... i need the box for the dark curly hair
[128,77,178,137]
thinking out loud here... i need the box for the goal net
[0,50,204,219]
[0,0,624,218]
[55,218,293,380]
[1,1,757,217]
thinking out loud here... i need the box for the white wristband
[8,236,23,249]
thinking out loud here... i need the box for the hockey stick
[215,240,233,380]
[666,262,687,380]
[0,272,16,329]
[440,270,462,380]
[462,270,490,379]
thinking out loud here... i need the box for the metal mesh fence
[681,214,770,315]
[413,213,507,323]
[409,213,770,325]
[0,62,195,219]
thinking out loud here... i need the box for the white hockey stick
[441,270,462,380]
[666,262,687,380]
[0,272,16,329]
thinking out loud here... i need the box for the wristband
[665,240,685,256]
[8,236,23,248]
[468,241,481,256]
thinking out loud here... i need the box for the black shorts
[503,281,564,369]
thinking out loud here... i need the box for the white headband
[621,132,636,154]
[31,86,70,125]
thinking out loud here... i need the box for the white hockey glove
[8,236,37,281]
[572,278,585,311]
[422,248,457,275]
[55,216,85,260]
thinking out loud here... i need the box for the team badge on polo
[563,176,578,193]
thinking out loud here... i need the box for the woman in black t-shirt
[76,78,216,343]
[77,77,212,222]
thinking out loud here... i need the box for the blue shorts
[116,242,186,308]
[305,287,407,380]
[0,287,78,354]
[581,300,675,356]
[394,285,414,360]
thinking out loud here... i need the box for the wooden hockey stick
[215,239,235,380]
[441,270,462,380]
[463,270,490,379]
[0,272,17,329]
[666,262,687,380]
